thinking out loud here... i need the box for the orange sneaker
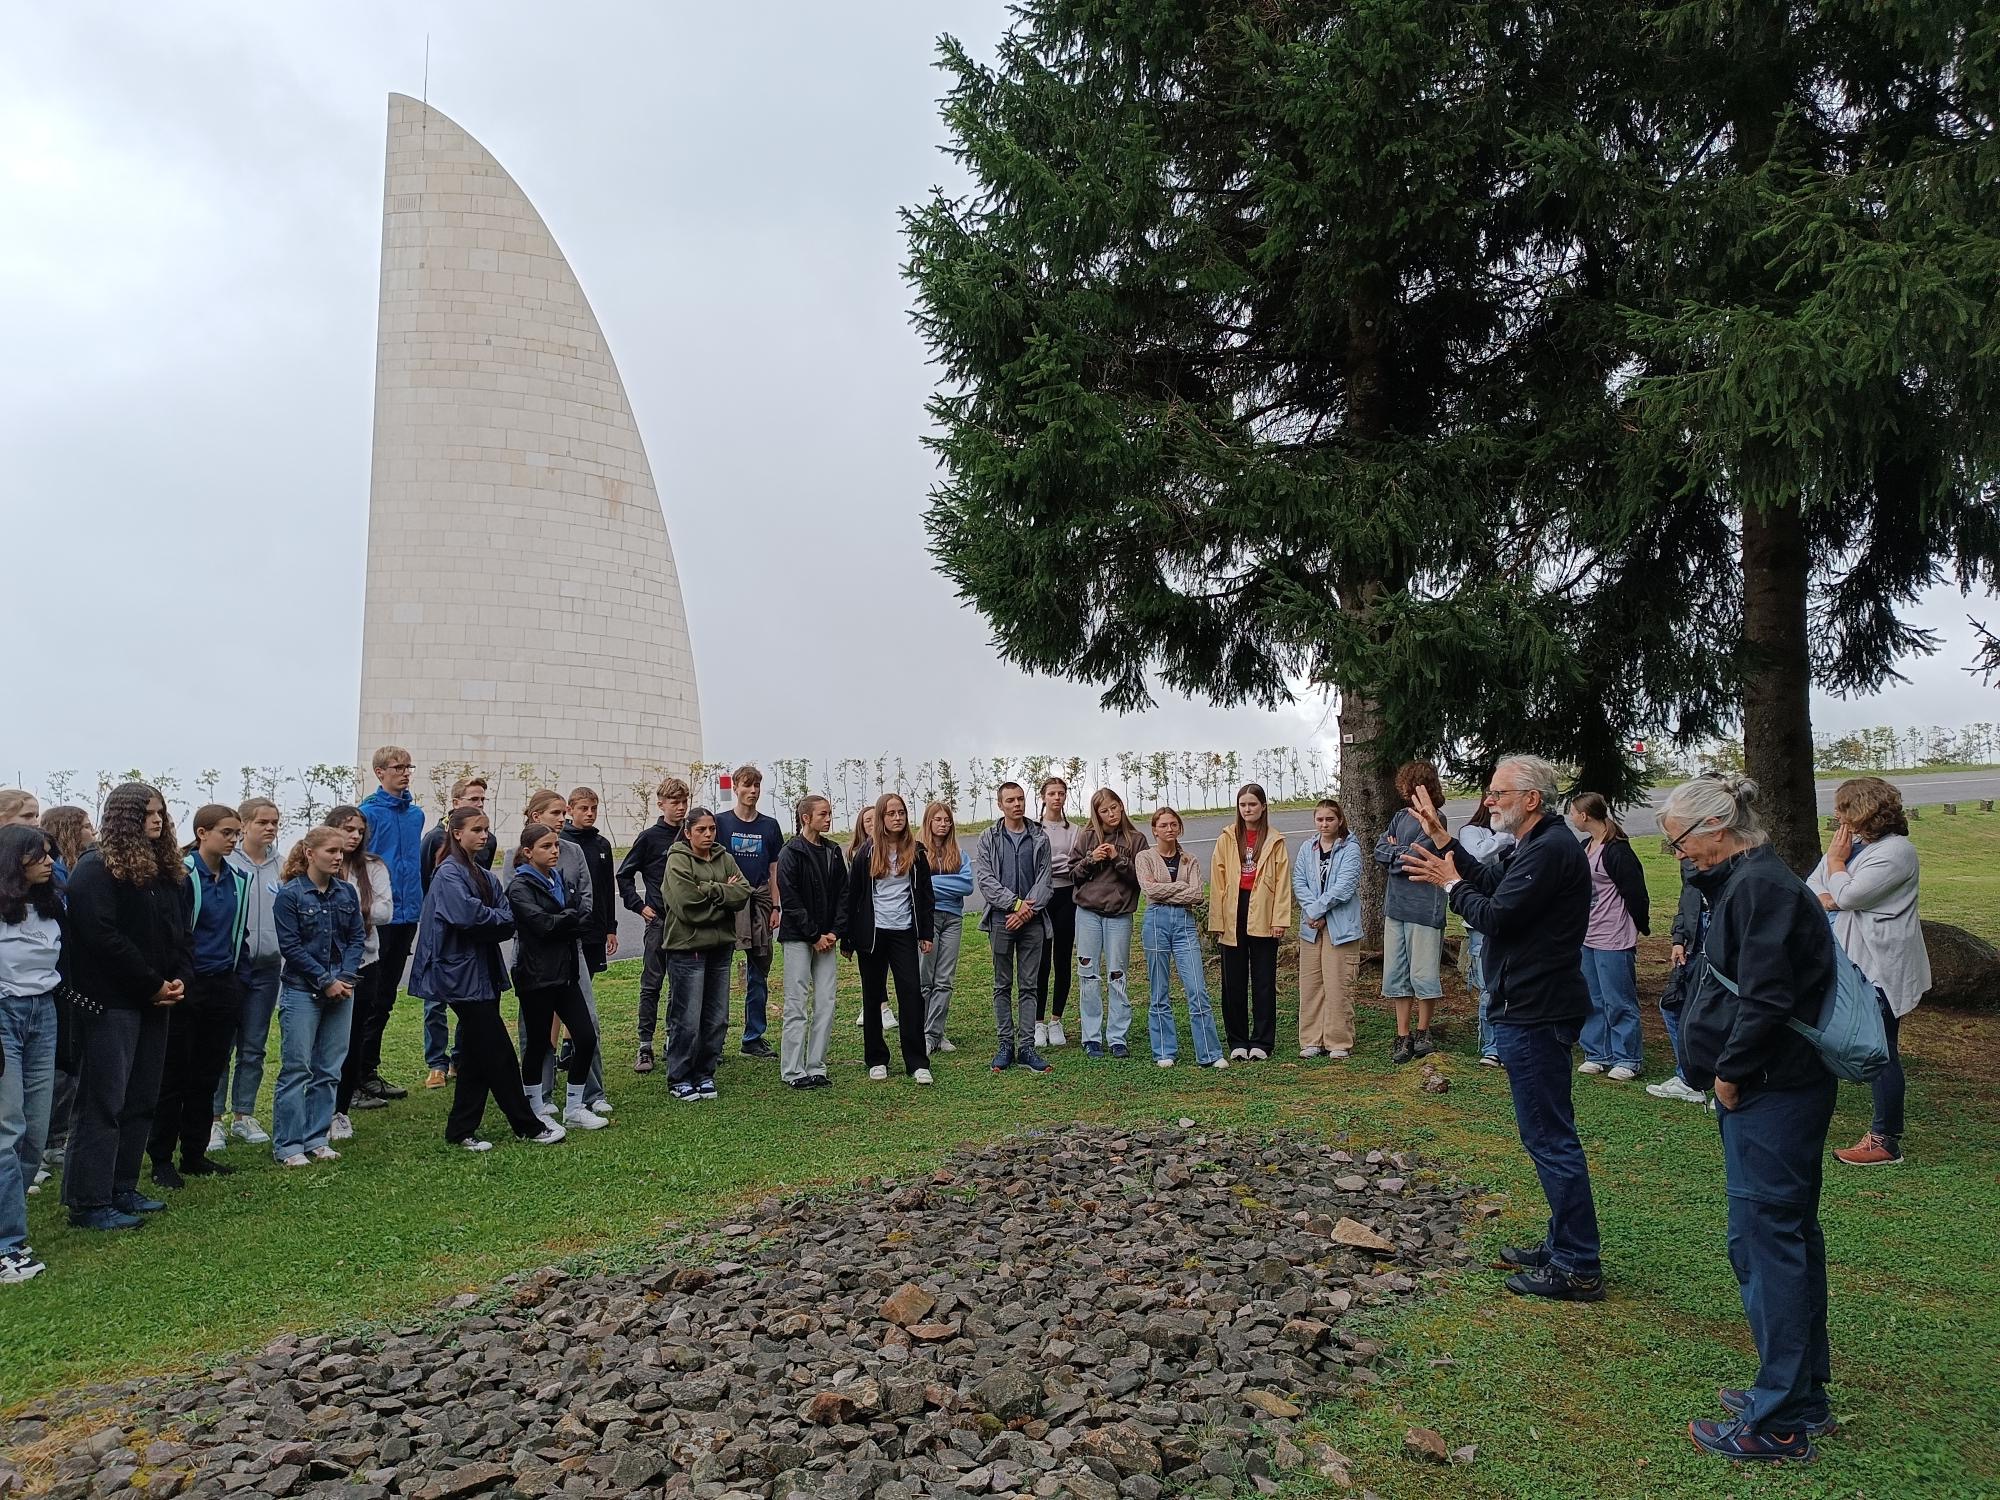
[425,1068,447,1090]
[1834,1132,1902,1166]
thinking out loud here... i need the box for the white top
[1806,833,1931,1016]
[1457,825,1515,865]
[0,909,62,998]
[343,854,396,968]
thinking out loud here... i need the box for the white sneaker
[329,1113,353,1142]
[564,1088,609,1129]
[913,1068,934,1086]
[587,1096,613,1114]
[0,1250,46,1284]
[868,1065,889,1082]
[1229,1048,1248,1061]
[1647,1075,1707,1104]
[1577,1061,1606,1075]
[309,1145,340,1162]
[526,1123,567,1145]
[1155,1057,1175,1069]
[1048,1019,1068,1048]
[1328,1048,1351,1060]
[1209,1057,1230,1070]
[230,1115,270,1145]
[208,1121,228,1153]
[855,1010,867,1026]
[1247,1047,1269,1061]
[882,1006,898,1030]
[1479,1054,1502,1068]
[1300,1047,1325,1059]
[934,1037,957,1054]
[1034,1022,1049,1048]
[455,1137,493,1153]
[278,1153,311,1168]
[1607,1065,1639,1082]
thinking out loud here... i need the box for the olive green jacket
[661,842,752,951]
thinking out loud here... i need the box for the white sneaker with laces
[329,1113,353,1142]
[1229,1047,1248,1061]
[455,1137,494,1152]
[1034,1021,1049,1048]
[855,1009,867,1026]
[1647,1075,1707,1103]
[1247,1047,1269,1061]
[1209,1057,1230,1070]
[934,1037,957,1053]
[587,1096,613,1114]
[913,1068,934,1086]
[1607,1065,1639,1082]
[1156,1057,1175,1069]
[309,1145,340,1162]
[882,1006,898,1030]
[1479,1054,1502,1068]
[230,1115,270,1145]
[1577,1061,1606,1075]
[279,1153,310,1168]
[526,1123,567,1145]
[209,1121,228,1154]
[0,1250,47,1284]
[868,1065,889,1082]
[563,1087,609,1129]
[1328,1048,1351,1060]
[1048,1019,1068,1048]
[1300,1047,1325,1058]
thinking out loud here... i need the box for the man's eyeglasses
[1484,786,1525,802]
[383,762,413,772]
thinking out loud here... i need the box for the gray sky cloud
[4,1,1994,793]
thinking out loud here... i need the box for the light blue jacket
[928,867,976,920]
[1292,833,1362,946]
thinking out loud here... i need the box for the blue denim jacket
[1293,833,1362,946]
[273,875,365,995]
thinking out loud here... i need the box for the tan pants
[1298,938,1359,1051]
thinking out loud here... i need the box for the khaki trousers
[1297,937,1359,1051]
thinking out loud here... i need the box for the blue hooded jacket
[360,786,428,924]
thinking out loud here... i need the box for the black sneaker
[114,1190,167,1215]
[741,1037,777,1059]
[635,1046,655,1075]
[364,1074,409,1101]
[1496,1243,1552,1270]
[350,1093,389,1111]
[1718,1389,1837,1438]
[808,1074,833,1089]
[150,1161,186,1191]
[1017,1047,1054,1074]
[1411,1029,1439,1058]
[787,1076,815,1090]
[1687,1417,1815,1463]
[180,1156,235,1177]
[70,1206,144,1232]
[1391,1034,1415,1065]
[696,1077,719,1100]
[1504,1264,1605,1302]
[1110,1043,1129,1059]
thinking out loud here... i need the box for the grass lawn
[5,816,1997,1498]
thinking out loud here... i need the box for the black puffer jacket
[1679,845,1833,1096]
[61,849,193,1008]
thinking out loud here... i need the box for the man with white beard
[1400,754,1605,1302]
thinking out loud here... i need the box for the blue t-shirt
[714,810,784,888]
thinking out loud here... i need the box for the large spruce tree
[1608,3,2000,869]
[904,1,1737,896]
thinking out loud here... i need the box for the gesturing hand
[1399,843,1456,889]
[1408,784,1449,846]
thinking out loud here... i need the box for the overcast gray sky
[4,1,1993,792]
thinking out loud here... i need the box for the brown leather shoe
[424,1068,447,1090]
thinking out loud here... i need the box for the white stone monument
[356,94,700,824]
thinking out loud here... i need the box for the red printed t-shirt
[1239,828,1261,891]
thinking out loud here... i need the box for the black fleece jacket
[616,817,683,916]
[1678,845,1833,1096]
[1444,813,1590,1027]
[561,824,618,939]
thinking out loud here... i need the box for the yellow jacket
[1208,826,1294,943]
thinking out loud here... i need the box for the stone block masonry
[356,94,700,809]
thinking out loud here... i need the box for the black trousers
[637,917,667,1045]
[1218,888,1278,1052]
[860,929,930,1074]
[147,971,241,1168]
[353,922,417,1082]
[519,982,598,1088]
[444,1002,542,1143]
[63,1004,171,1210]
[1034,886,1076,1020]
[336,960,382,1113]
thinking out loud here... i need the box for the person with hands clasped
[1070,789,1147,1060]
[776,795,847,1089]
[1209,782,1291,1061]
[1292,799,1362,1059]
[1399,757,1604,1305]
[974,783,1054,1074]
[1136,808,1224,1069]
[60,782,191,1231]
[270,826,366,1168]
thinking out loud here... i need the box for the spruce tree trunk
[1740,497,1822,872]
[1335,688,1397,943]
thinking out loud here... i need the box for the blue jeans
[1143,906,1223,1065]
[1660,988,1689,1083]
[666,949,732,1084]
[1578,945,1644,1069]
[1467,933,1495,1057]
[1492,1020,1601,1278]
[1075,909,1134,1047]
[271,987,353,1159]
[1381,918,1443,1000]
[1870,995,1904,1142]
[422,996,463,1073]
[0,991,58,1256]
[215,962,282,1117]
[739,946,773,1045]
[1716,1074,1838,1430]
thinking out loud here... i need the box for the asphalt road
[603,769,2000,952]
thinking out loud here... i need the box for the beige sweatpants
[1298,937,1359,1051]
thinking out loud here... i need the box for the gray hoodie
[227,841,286,968]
